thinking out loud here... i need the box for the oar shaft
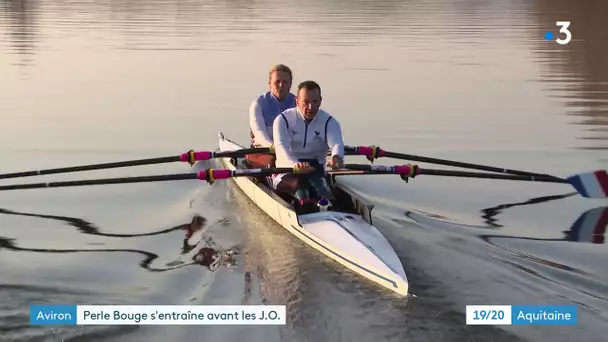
[217,147,272,157]
[0,166,295,191]
[342,164,569,183]
[0,156,180,180]
[338,164,606,199]
[384,151,540,176]
[419,169,569,183]
[346,146,561,180]
[0,173,198,190]
[0,148,273,180]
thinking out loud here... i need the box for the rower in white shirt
[246,64,296,169]
[271,80,345,205]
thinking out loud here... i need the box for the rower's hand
[327,155,345,170]
[294,162,314,173]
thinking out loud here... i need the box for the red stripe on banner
[594,207,608,236]
[592,207,608,243]
[594,170,608,196]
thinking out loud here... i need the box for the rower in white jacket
[271,80,345,203]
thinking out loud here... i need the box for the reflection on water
[1,0,38,68]
[402,191,606,245]
[479,205,608,245]
[480,192,576,228]
[1,0,606,150]
[477,205,608,305]
[403,192,578,230]
[0,210,239,272]
[0,207,190,237]
[532,0,608,150]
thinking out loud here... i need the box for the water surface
[1,0,607,341]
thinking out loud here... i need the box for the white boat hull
[217,133,408,297]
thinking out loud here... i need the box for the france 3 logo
[545,21,572,45]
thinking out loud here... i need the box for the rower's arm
[326,118,345,158]
[273,114,299,165]
[249,100,273,147]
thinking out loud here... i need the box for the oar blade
[566,170,608,199]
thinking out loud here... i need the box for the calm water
[1,0,607,341]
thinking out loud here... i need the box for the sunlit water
[1,0,607,341]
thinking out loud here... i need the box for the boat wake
[400,192,578,231]
[375,191,608,342]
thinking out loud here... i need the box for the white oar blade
[566,170,608,198]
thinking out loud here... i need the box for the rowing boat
[217,132,409,297]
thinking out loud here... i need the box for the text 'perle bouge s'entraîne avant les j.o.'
[29,305,287,325]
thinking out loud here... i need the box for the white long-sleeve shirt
[249,100,273,147]
[249,92,296,147]
[272,107,345,168]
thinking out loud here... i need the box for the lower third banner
[466,305,578,325]
[30,305,286,325]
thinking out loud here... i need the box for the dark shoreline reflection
[531,0,608,150]
[1,0,39,68]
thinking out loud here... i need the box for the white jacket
[272,107,344,168]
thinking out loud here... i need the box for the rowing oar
[0,147,273,180]
[346,146,560,180]
[0,167,300,191]
[339,164,608,199]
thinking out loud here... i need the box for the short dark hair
[297,80,321,96]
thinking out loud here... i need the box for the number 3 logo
[556,21,572,45]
